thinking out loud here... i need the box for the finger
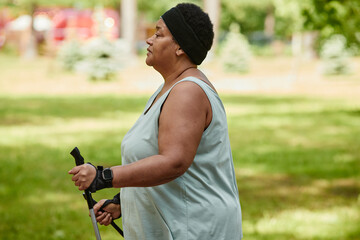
[76,178,86,189]
[96,212,107,223]
[90,210,102,217]
[94,210,103,217]
[78,184,85,191]
[72,174,79,182]
[103,217,112,226]
[100,213,112,226]
[93,210,103,217]
[75,180,80,187]
[68,166,80,175]
[93,204,100,215]
[96,213,105,223]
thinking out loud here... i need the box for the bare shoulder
[168,80,208,105]
[161,80,212,127]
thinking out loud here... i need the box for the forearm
[111,155,184,188]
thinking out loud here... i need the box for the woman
[69,3,242,239]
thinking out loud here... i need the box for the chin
[145,58,153,66]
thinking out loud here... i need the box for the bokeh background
[0,0,359,239]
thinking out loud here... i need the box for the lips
[147,48,152,54]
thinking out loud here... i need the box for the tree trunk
[204,0,220,52]
[264,6,275,39]
[23,2,37,59]
[121,0,137,59]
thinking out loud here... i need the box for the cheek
[160,43,177,58]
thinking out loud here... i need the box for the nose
[146,35,154,45]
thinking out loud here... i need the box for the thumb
[94,199,106,215]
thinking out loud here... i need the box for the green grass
[0,94,359,240]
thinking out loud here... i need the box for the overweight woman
[69,3,242,240]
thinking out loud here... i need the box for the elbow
[168,157,192,179]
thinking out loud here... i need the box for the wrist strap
[100,193,121,219]
[86,163,113,193]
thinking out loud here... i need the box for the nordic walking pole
[70,147,102,240]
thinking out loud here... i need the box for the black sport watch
[102,168,113,184]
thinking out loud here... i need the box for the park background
[0,0,359,239]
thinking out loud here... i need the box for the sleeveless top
[120,77,242,240]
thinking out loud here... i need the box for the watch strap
[86,163,113,193]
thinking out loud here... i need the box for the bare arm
[69,82,211,190]
[111,81,211,188]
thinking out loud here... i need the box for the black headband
[161,7,208,65]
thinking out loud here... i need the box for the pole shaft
[90,209,102,240]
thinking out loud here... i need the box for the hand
[68,164,96,190]
[93,199,121,226]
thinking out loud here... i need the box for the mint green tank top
[120,77,242,240]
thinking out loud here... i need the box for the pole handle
[70,147,94,209]
[70,147,84,166]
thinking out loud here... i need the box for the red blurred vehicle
[52,8,120,43]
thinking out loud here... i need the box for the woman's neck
[162,65,197,86]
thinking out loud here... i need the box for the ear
[175,47,186,57]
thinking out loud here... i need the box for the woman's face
[145,19,178,67]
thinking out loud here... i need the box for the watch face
[103,169,113,180]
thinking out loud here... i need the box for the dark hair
[176,3,214,51]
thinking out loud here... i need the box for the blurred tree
[220,0,273,35]
[1,0,42,58]
[220,0,290,47]
[274,0,316,58]
[273,0,311,38]
[302,0,360,54]
[219,0,311,41]
[137,0,202,22]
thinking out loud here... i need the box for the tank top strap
[155,77,219,117]
[164,76,217,99]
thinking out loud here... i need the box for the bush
[57,38,129,81]
[57,41,84,71]
[320,34,353,75]
[219,23,252,73]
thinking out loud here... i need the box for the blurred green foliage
[220,0,359,54]
[137,0,202,22]
[220,0,273,34]
[303,0,360,53]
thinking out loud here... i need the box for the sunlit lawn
[225,95,360,240]
[0,93,359,240]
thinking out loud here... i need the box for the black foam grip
[70,147,85,166]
